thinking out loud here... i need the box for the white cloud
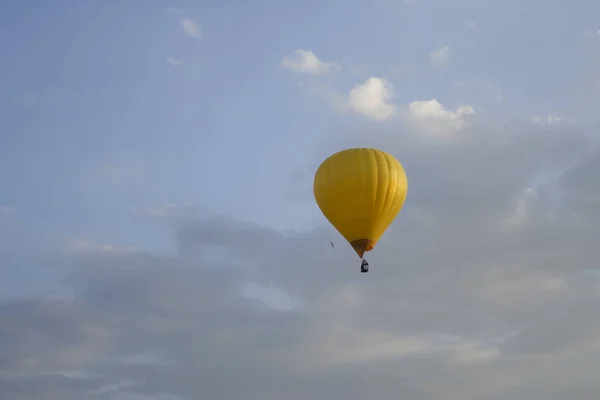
[584,29,600,37]
[406,98,475,131]
[180,18,201,39]
[533,114,562,124]
[430,45,451,68]
[348,77,397,121]
[466,21,478,28]
[301,77,476,127]
[280,49,340,74]
[403,0,418,4]
[166,57,182,66]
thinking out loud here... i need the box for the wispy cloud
[430,45,451,68]
[180,18,201,39]
[166,56,182,66]
[280,49,341,74]
[533,114,562,124]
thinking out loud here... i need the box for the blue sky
[2,1,600,399]
[1,0,598,238]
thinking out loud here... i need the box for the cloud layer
[2,114,600,399]
[3,2,600,399]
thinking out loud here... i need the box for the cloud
[430,45,451,68]
[559,152,600,224]
[166,57,182,66]
[180,18,201,39]
[407,99,475,119]
[406,98,476,133]
[533,114,562,124]
[3,107,600,398]
[299,76,475,128]
[280,50,341,74]
[295,76,398,121]
[348,77,397,121]
[466,21,478,28]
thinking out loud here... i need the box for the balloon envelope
[313,148,408,258]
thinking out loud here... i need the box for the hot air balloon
[313,148,408,273]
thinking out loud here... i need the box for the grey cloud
[177,215,283,259]
[2,121,600,398]
[560,150,600,223]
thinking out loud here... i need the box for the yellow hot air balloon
[313,148,408,270]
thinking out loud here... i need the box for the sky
[2,0,600,398]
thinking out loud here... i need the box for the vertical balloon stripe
[313,148,408,258]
